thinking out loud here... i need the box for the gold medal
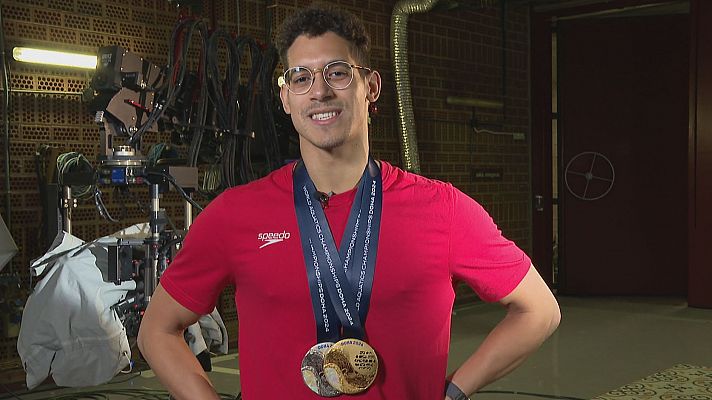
[301,342,340,397]
[323,338,378,394]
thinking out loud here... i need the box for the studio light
[12,47,97,69]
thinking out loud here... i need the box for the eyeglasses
[281,60,372,95]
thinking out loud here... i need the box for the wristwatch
[445,380,471,400]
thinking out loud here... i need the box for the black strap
[445,380,471,400]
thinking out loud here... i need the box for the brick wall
[0,0,530,369]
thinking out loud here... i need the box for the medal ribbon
[294,158,382,342]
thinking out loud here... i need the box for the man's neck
[301,147,369,195]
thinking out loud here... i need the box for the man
[138,4,560,399]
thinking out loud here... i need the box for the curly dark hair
[276,2,371,68]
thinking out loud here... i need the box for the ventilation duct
[390,0,440,174]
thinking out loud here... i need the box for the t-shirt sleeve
[448,186,531,302]
[159,194,233,315]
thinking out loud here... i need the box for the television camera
[58,45,201,336]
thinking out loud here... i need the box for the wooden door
[558,15,689,295]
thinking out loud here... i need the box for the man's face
[279,32,381,154]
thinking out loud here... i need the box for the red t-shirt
[160,161,530,399]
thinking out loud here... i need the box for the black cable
[206,28,242,190]
[129,189,148,215]
[146,142,167,166]
[108,370,142,385]
[57,152,95,200]
[164,210,179,232]
[477,390,587,400]
[257,44,281,172]
[0,382,23,400]
[157,18,283,196]
[129,18,209,152]
[158,236,183,256]
[168,19,210,170]
[234,36,263,185]
[0,373,116,400]
[206,30,239,130]
[94,186,119,223]
[145,171,203,211]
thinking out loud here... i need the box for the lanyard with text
[294,158,382,343]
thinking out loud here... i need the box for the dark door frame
[688,0,712,308]
[530,11,553,287]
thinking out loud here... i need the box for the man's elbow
[137,319,155,356]
[546,297,561,336]
[137,325,148,355]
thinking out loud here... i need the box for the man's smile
[311,111,339,121]
[307,108,342,124]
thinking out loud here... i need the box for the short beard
[299,130,349,152]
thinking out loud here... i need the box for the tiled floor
[2,296,711,400]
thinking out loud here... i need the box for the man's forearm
[449,302,560,397]
[138,330,220,400]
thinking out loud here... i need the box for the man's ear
[366,70,382,103]
[279,83,291,115]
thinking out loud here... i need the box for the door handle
[534,195,544,212]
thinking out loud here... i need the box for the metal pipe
[62,186,72,234]
[146,183,161,301]
[391,0,441,174]
[446,96,504,109]
[553,2,686,21]
[184,197,193,229]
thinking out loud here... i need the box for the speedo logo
[258,231,291,249]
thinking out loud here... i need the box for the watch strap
[445,380,471,400]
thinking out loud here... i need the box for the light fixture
[12,47,97,69]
